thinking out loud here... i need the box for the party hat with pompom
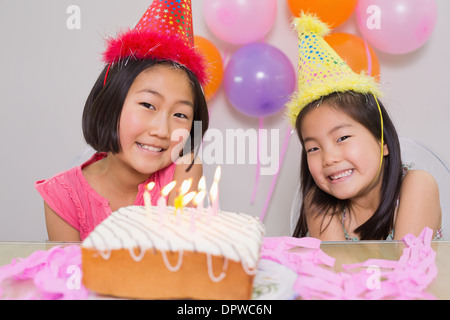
[102,0,208,86]
[286,13,382,126]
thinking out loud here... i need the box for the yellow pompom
[292,12,331,37]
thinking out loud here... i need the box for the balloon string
[222,47,231,67]
[250,117,264,204]
[259,125,292,222]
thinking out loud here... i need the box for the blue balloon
[224,43,296,118]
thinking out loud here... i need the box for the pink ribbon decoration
[0,228,438,300]
[261,227,438,300]
[0,245,88,300]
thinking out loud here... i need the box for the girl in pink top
[35,3,209,241]
[36,61,209,241]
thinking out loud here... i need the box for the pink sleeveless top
[35,153,176,240]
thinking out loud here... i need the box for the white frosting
[82,206,265,272]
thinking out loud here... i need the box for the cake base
[81,247,255,300]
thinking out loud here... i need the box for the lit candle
[193,189,206,216]
[174,179,193,212]
[158,181,177,225]
[209,182,218,221]
[185,190,201,232]
[183,192,196,207]
[177,191,196,225]
[196,177,206,218]
[174,179,193,225]
[210,166,221,216]
[198,176,206,192]
[144,182,155,218]
[192,190,206,232]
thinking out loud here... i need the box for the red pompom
[102,29,208,86]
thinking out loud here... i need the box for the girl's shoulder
[401,169,439,192]
[36,152,108,208]
[399,169,440,209]
[395,169,441,239]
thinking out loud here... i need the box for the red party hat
[102,0,208,85]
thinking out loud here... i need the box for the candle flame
[180,178,192,196]
[162,181,177,197]
[146,182,155,191]
[209,182,218,202]
[214,166,222,182]
[198,176,206,191]
[193,190,206,206]
[182,191,197,207]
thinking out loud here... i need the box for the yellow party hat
[286,13,383,127]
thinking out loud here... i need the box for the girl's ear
[383,143,389,156]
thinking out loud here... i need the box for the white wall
[0,0,448,241]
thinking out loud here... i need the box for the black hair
[293,91,403,240]
[82,59,209,171]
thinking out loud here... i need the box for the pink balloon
[203,0,277,45]
[356,0,437,54]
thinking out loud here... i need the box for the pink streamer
[261,227,438,300]
[0,245,89,300]
[0,228,438,300]
[259,125,292,222]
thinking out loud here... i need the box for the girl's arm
[393,170,442,240]
[44,202,81,242]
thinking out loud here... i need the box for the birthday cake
[81,205,265,300]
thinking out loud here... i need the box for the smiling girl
[35,1,209,241]
[293,92,442,240]
[287,13,442,241]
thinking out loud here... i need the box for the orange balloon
[287,0,358,28]
[325,33,380,80]
[194,35,224,101]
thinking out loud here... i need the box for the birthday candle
[196,177,206,218]
[198,176,206,192]
[158,181,176,225]
[144,182,155,218]
[190,209,197,232]
[210,166,221,216]
[192,190,206,231]
[193,189,206,216]
[179,191,196,230]
[173,179,192,225]
[183,191,196,207]
[175,179,193,211]
[176,190,196,225]
[161,181,177,206]
[209,182,219,218]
